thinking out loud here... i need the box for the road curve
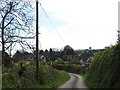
[57,73,89,89]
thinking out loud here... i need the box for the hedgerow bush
[53,64,87,75]
[2,61,70,88]
[85,43,120,88]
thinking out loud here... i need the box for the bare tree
[0,0,35,64]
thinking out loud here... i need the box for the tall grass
[2,61,70,88]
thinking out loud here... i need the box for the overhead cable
[38,2,66,44]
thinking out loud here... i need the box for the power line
[38,2,66,45]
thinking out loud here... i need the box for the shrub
[53,64,87,75]
[85,44,120,88]
[2,61,70,88]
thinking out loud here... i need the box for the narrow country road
[57,73,89,90]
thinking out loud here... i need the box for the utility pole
[36,0,39,81]
[1,15,5,65]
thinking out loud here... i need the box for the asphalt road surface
[57,73,89,90]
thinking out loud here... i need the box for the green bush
[2,61,70,88]
[85,44,120,88]
[53,64,87,75]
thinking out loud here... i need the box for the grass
[39,70,69,88]
[0,66,2,89]
[2,61,70,88]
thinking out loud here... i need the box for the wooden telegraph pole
[36,0,39,81]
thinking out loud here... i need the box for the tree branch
[4,18,14,28]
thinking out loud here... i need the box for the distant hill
[85,43,120,88]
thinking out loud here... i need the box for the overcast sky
[0,0,119,53]
[36,0,119,50]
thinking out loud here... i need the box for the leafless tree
[0,0,36,64]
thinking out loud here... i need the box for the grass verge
[2,61,70,88]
